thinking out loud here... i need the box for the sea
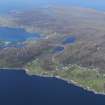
[0,70,105,105]
[0,0,105,105]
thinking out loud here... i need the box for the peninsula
[0,6,105,94]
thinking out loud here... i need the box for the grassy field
[26,60,105,93]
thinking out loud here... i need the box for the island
[0,6,105,94]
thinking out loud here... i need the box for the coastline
[24,68,105,96]
[0,67,105,95]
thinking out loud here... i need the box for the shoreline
[24,68,105,96]
[0,67,105,96]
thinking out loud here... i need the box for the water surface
[0,27,40,42]
[0,70,105,105]
[63,36,76,44]
[53,47,64,53]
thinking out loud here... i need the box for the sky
[0,0,105,14]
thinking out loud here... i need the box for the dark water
[0,27,41,42]
[63,36,76,44]
[53,47,64,53]
[53,36,76,53]
[0,70,105,105]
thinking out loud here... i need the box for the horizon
[0,0,105,14]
